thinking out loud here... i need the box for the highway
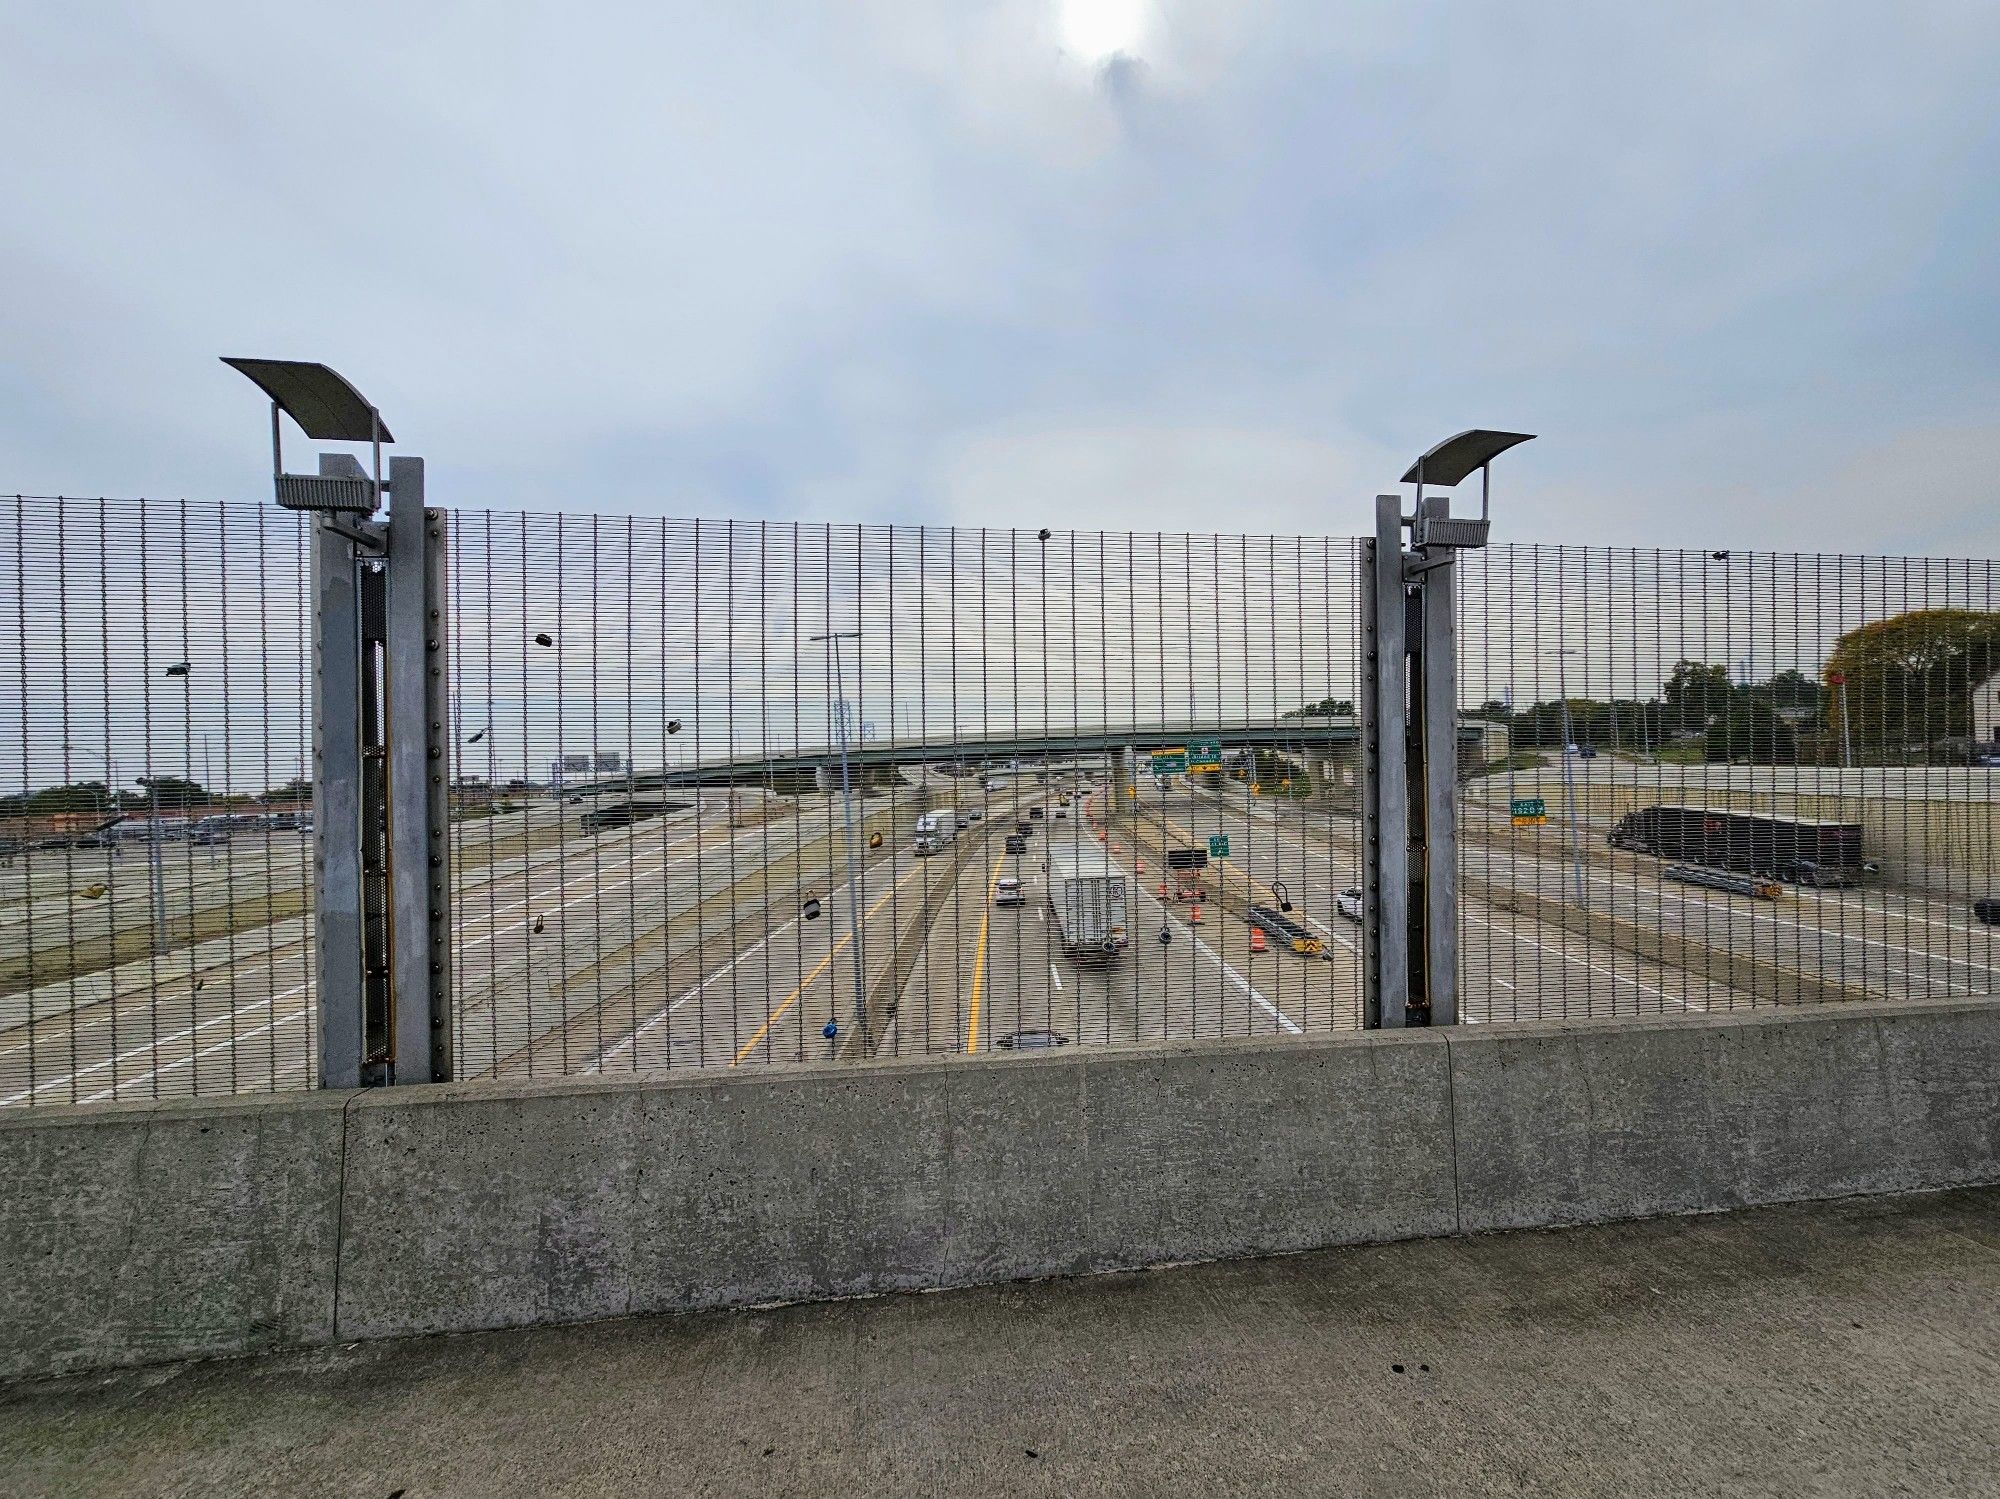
[3,761,1993,1108]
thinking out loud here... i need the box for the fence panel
[0,496,316,1107]
[1456,545,2000,1019]
[443,516,1369,1079]
[7,497,1997,1107]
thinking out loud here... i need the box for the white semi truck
[913,809,958,856]
[1046,843,1129,959]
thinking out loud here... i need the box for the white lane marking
[588,852,905,1071]
[6,817,793,1104]
[1049,963,1063,992]
[1461,911,1693,1012]
[76,1004,311,1104]
[1137,882,1300,1034]
[0,808,757,1063]
[1203,786,1976,999]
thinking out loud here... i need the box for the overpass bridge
[576,715,1480,794]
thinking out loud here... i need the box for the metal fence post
[1416,494,1459,1027]
[312,483,366,1090]
[1362,494,1409,1027]
[385,457,451,1083]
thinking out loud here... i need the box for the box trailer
[1607,804,1868,886]
[1047,843,1129,959]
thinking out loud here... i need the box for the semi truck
[1046,843,1129,959]
[913,809,958,856]
[1607,804,1869,887]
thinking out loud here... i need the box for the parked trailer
[1663,863,1784,901]
[1047,843,1130,959]
[1607,804,1867,886]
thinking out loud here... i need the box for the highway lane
[892,791,1335,1055]
[1168,781,1750,1020]
[0,794,837,1103]
[0,799,723,1104]
[584,791,1037,1074]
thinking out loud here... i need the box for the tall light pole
[1549,647,1587,906]
[811,630,867,1029]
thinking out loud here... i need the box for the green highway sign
[1208,833,1230,860]
[1510,798,1547,818]
[1149,748,1187,774]
[1187,737,1222,771]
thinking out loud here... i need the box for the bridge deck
[7,1187,1994,1497]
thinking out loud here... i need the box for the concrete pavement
[5,1186,1993,1497]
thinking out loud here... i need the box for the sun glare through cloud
[1058,0,1148,63]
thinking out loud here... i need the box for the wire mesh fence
[1455,545,2000,1018]
[1,496,317,1108]
[4,497,1998,1108]
[441,515,1366,1079]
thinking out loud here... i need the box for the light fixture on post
[221,357,391,515]
[222,356,451,1092]
[1400,428,1535,553]
[1362,429,1536,1034]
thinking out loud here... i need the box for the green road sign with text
[1208,833,1230,860]
[1510,798,1546,818]
[1187,737,1222,771]
[1149,749,1187,774]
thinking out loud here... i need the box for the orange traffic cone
[1189,904,1204,924]
[1249,926,1267,954]
[1158,882,1170,899]
[1135,857,1145,873]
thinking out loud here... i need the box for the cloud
[0,0,1994,560]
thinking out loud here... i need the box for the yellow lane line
[964,845,1010,1055]
[730,861,926,1066]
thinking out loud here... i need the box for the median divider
[841,818,996,1061]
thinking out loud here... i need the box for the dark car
[1029,806,1044,819]
[1974,899,2000,926]
[1005,834,1026,854]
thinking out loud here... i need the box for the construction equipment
[1247,904,1326,956]
[1663,864,1784,901]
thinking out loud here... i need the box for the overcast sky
[4,1,1998,555]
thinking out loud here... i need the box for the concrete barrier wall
[3,999,1996,1381]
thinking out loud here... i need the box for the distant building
[1974,672,2000,749]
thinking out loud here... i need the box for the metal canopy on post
[223,357,451,1088]
[1363,431,1534,1028]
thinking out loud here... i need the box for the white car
[1335,887,1364,922]
[994,876,1026,907]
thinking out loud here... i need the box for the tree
[0,780,114,817]
[1705,698,1797,764]
[132,776,212,810]
[1662,660,1735,729]
[1824,609,2000,763]
[1760,669,1823,716]
[1282,697,1354,719]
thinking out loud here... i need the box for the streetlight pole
[1829,672,1853,768]
[812,630,867,1032]
[1550,648,1586,906]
